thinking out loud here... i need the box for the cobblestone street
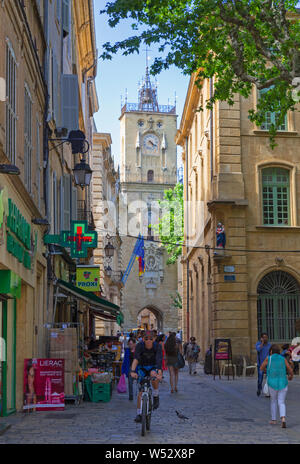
[1,365,300,444]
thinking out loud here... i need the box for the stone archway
[137,305,163,331]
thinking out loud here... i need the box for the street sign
[224,275,236,281]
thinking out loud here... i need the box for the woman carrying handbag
[260,344,294,428]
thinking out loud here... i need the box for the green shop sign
[0,270,21,298]
[44,221,98,259]
[6,199,31,270]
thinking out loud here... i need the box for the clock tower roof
[120,62,176,116]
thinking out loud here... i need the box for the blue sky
[93,1,189,168]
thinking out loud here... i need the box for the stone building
[0,0,47,415]
[176,73,300,361]
[119,67,178,332]
[91,132,123,336]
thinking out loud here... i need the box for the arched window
[262,167,290,226]
[257,271,300,341]
[147,170,154,182]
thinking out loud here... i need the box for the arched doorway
[137,306,163,331]
[257,270,300,342]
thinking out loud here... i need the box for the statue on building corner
[216,222,226,249]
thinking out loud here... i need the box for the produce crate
[84,377,112,403]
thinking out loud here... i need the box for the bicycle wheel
[141,395,147,436]
[146,394,152,431]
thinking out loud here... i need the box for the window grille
[257,271,300,342]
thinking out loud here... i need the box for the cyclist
[130,330,163,423]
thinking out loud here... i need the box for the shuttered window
[24,84,32,193]
[62,0,70,37]
[62,74,79,135]
[6,42,17,163]
[71,186,77,221]
[259,88,287,131]
[53,52,60,126]
[262,167,290,226]
[63,174,71,230]
[36,119,42,210]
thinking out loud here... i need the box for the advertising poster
[23,359,65,411]
[214,339,231,360]
[76,265,100,292]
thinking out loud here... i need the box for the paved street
[1,365,300,444]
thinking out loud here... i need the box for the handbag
[263,356,272,396]
[176,351,185,369]
[117,373,127,393]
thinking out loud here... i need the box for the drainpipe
[210,78,214,182]
[185,136,190,341]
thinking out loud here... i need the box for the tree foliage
[170,291,183,310]
[101,0,300,145]
[152,183,184,265]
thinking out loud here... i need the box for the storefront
[0,271,21,416]
[0,184,47,413]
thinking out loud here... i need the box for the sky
[93,0,189,169]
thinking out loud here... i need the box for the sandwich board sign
[213,338,233,380]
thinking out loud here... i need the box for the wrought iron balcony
[121,102,176,115]
[77,200,96,230]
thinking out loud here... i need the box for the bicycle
[139,375,153,436]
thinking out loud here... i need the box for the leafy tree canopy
[152,183,184,265]
[101,0,300,145]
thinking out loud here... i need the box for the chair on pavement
[220,361,237,377]
[242,357,257,377]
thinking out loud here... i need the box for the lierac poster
[23,359,65,411]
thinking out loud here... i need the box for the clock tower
[118,65,179,332]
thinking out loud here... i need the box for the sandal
[175,388,178,392]
[269,420,277,425]
[281,419,287,428]
[171,389,174,393]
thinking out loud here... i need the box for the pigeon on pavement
[176,410,189,421]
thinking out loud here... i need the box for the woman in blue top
[260,344,293,428]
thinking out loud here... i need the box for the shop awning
[56,279,124,324]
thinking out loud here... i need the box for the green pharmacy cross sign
[44,221,98,259]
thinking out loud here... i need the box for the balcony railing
[77,200,96,230]
[121,173,177,185]
[121,103,176,115]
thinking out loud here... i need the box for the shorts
[137,365,158,383]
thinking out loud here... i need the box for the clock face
[142,134,159,155]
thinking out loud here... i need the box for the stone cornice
[176,74,202,147]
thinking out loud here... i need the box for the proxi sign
[76,266,100,292]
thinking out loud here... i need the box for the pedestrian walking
[255,332,271,396]
[260,344,294,428]
[165,332,182,393]
[121,338,137,401]
[185,337,200,375]
[157,334,168,373]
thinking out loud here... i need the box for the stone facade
[119,71,179,332]
[91,133,122,336]
[177,74,300,362]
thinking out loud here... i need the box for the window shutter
[53,53,60,126]
[53,172,57,233]
[62,74,79,135]
[64,175,71,230]
[62,0,70,36]
[60,176,64,232]
[72,186,77,221]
